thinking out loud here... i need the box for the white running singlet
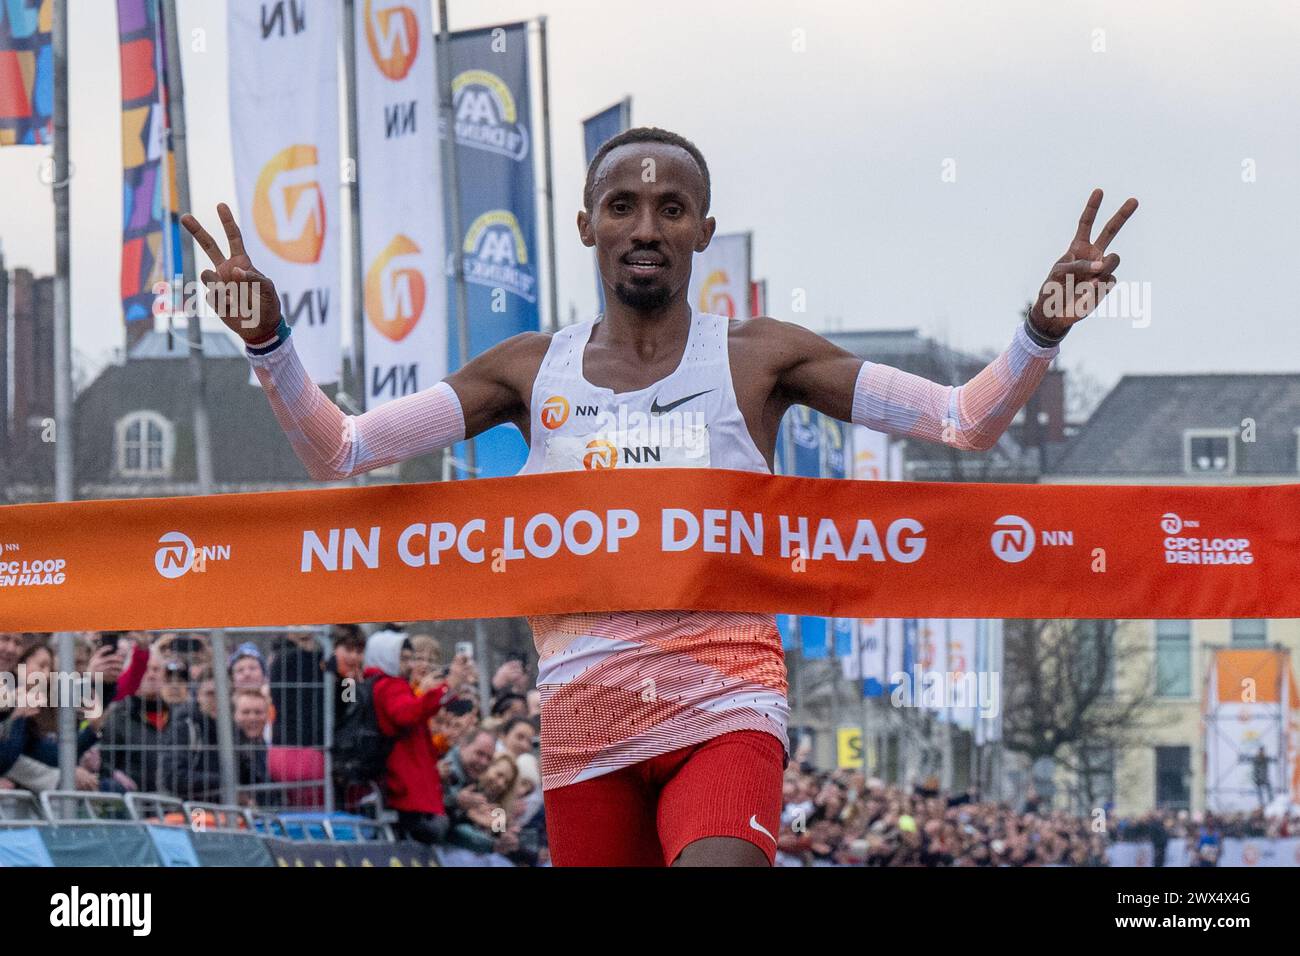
[519,311,791,790]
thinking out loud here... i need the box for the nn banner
[354,0,447,406]
[2,471,1297,632]
[687,231,750,319]
[229,0,342,384]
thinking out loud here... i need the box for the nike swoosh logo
[650,389,713,414]
[749,814,776,844]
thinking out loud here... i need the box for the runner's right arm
[182,205,541,481]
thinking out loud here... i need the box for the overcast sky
[2,0,1297,393]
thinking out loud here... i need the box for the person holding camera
[364,631,472,844]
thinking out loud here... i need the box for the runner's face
[581,142,714,313]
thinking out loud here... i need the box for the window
[1231,619,1268,647]
[1155,745,1191,810]
[1155,621,1192,698]
[1183,429,1235,475]
[115,411,173,478]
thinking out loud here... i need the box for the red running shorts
[543,729,785,867]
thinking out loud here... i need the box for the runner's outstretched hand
[181,203,282,343]
[1029,188,1139,337]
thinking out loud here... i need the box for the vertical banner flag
[852,617,887,696]
[899,618,917,692]
[917,619,947,710]
[230,0,341,385]
[832,617,854,657]
[776,613,796,652]
[0,0,52,145]
[354,0,445,404]
[787,404,824,654]
[974,619,1004,744]
[687,231,750,319]
[117,0,180,347]
[821,415,846,479]
[582,97,629,313]
[800,614,828,660]
[443,22,540,477]
[851,425,893,688]
[852,424,889,481]
[790,405,821,478]
[947,618,978,729]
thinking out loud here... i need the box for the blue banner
[776,613,796,651]
[821,416,846,479]
[899,618,917,691]
[832,617,854,657]
[442,22,540,477]
[582,99,629,312]
[800,615,827,659]
[789,406,821,478]
[0,0,52,145]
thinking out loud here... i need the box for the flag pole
[537,16,558,334]
[436,0,489,705]
[51,0,77,792]
[341,0,366,413]
[162,0,237,804]
[161,0,213,495]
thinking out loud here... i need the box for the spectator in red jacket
[364,630,470,845]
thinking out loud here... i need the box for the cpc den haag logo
[365,235,425,342]
[452,209,538,303]
[697,269,737,318]
[449,69,530,161]
[583,439,618,471]
[252,145,325,264]
[364,0,419,80]
[540,396,569,430]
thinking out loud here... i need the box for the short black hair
[583,126,710,216]
[491,692,527,717]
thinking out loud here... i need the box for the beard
[613,279,672,312]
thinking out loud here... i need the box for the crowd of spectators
[0,626,549,865]
[774,762,1300,867]
[775,766,1109,866]
[6,627,1298,867]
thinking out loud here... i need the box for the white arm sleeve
[851,323,1058,451]
[246,334,466,481]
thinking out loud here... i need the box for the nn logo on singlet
[540,395,598,430]
[582,438,680,469]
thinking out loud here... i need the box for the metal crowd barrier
[0,788,392,842]
[91,625,336,813]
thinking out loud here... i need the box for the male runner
[182,126,1136,867]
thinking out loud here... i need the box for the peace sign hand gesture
[180,203,282,343]
[1029,188,1139,338]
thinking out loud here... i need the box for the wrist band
[1023,315,1066,348]
[247,317,292,355]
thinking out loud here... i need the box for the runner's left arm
[774,189,1137,449]
[771,316,1060,451]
